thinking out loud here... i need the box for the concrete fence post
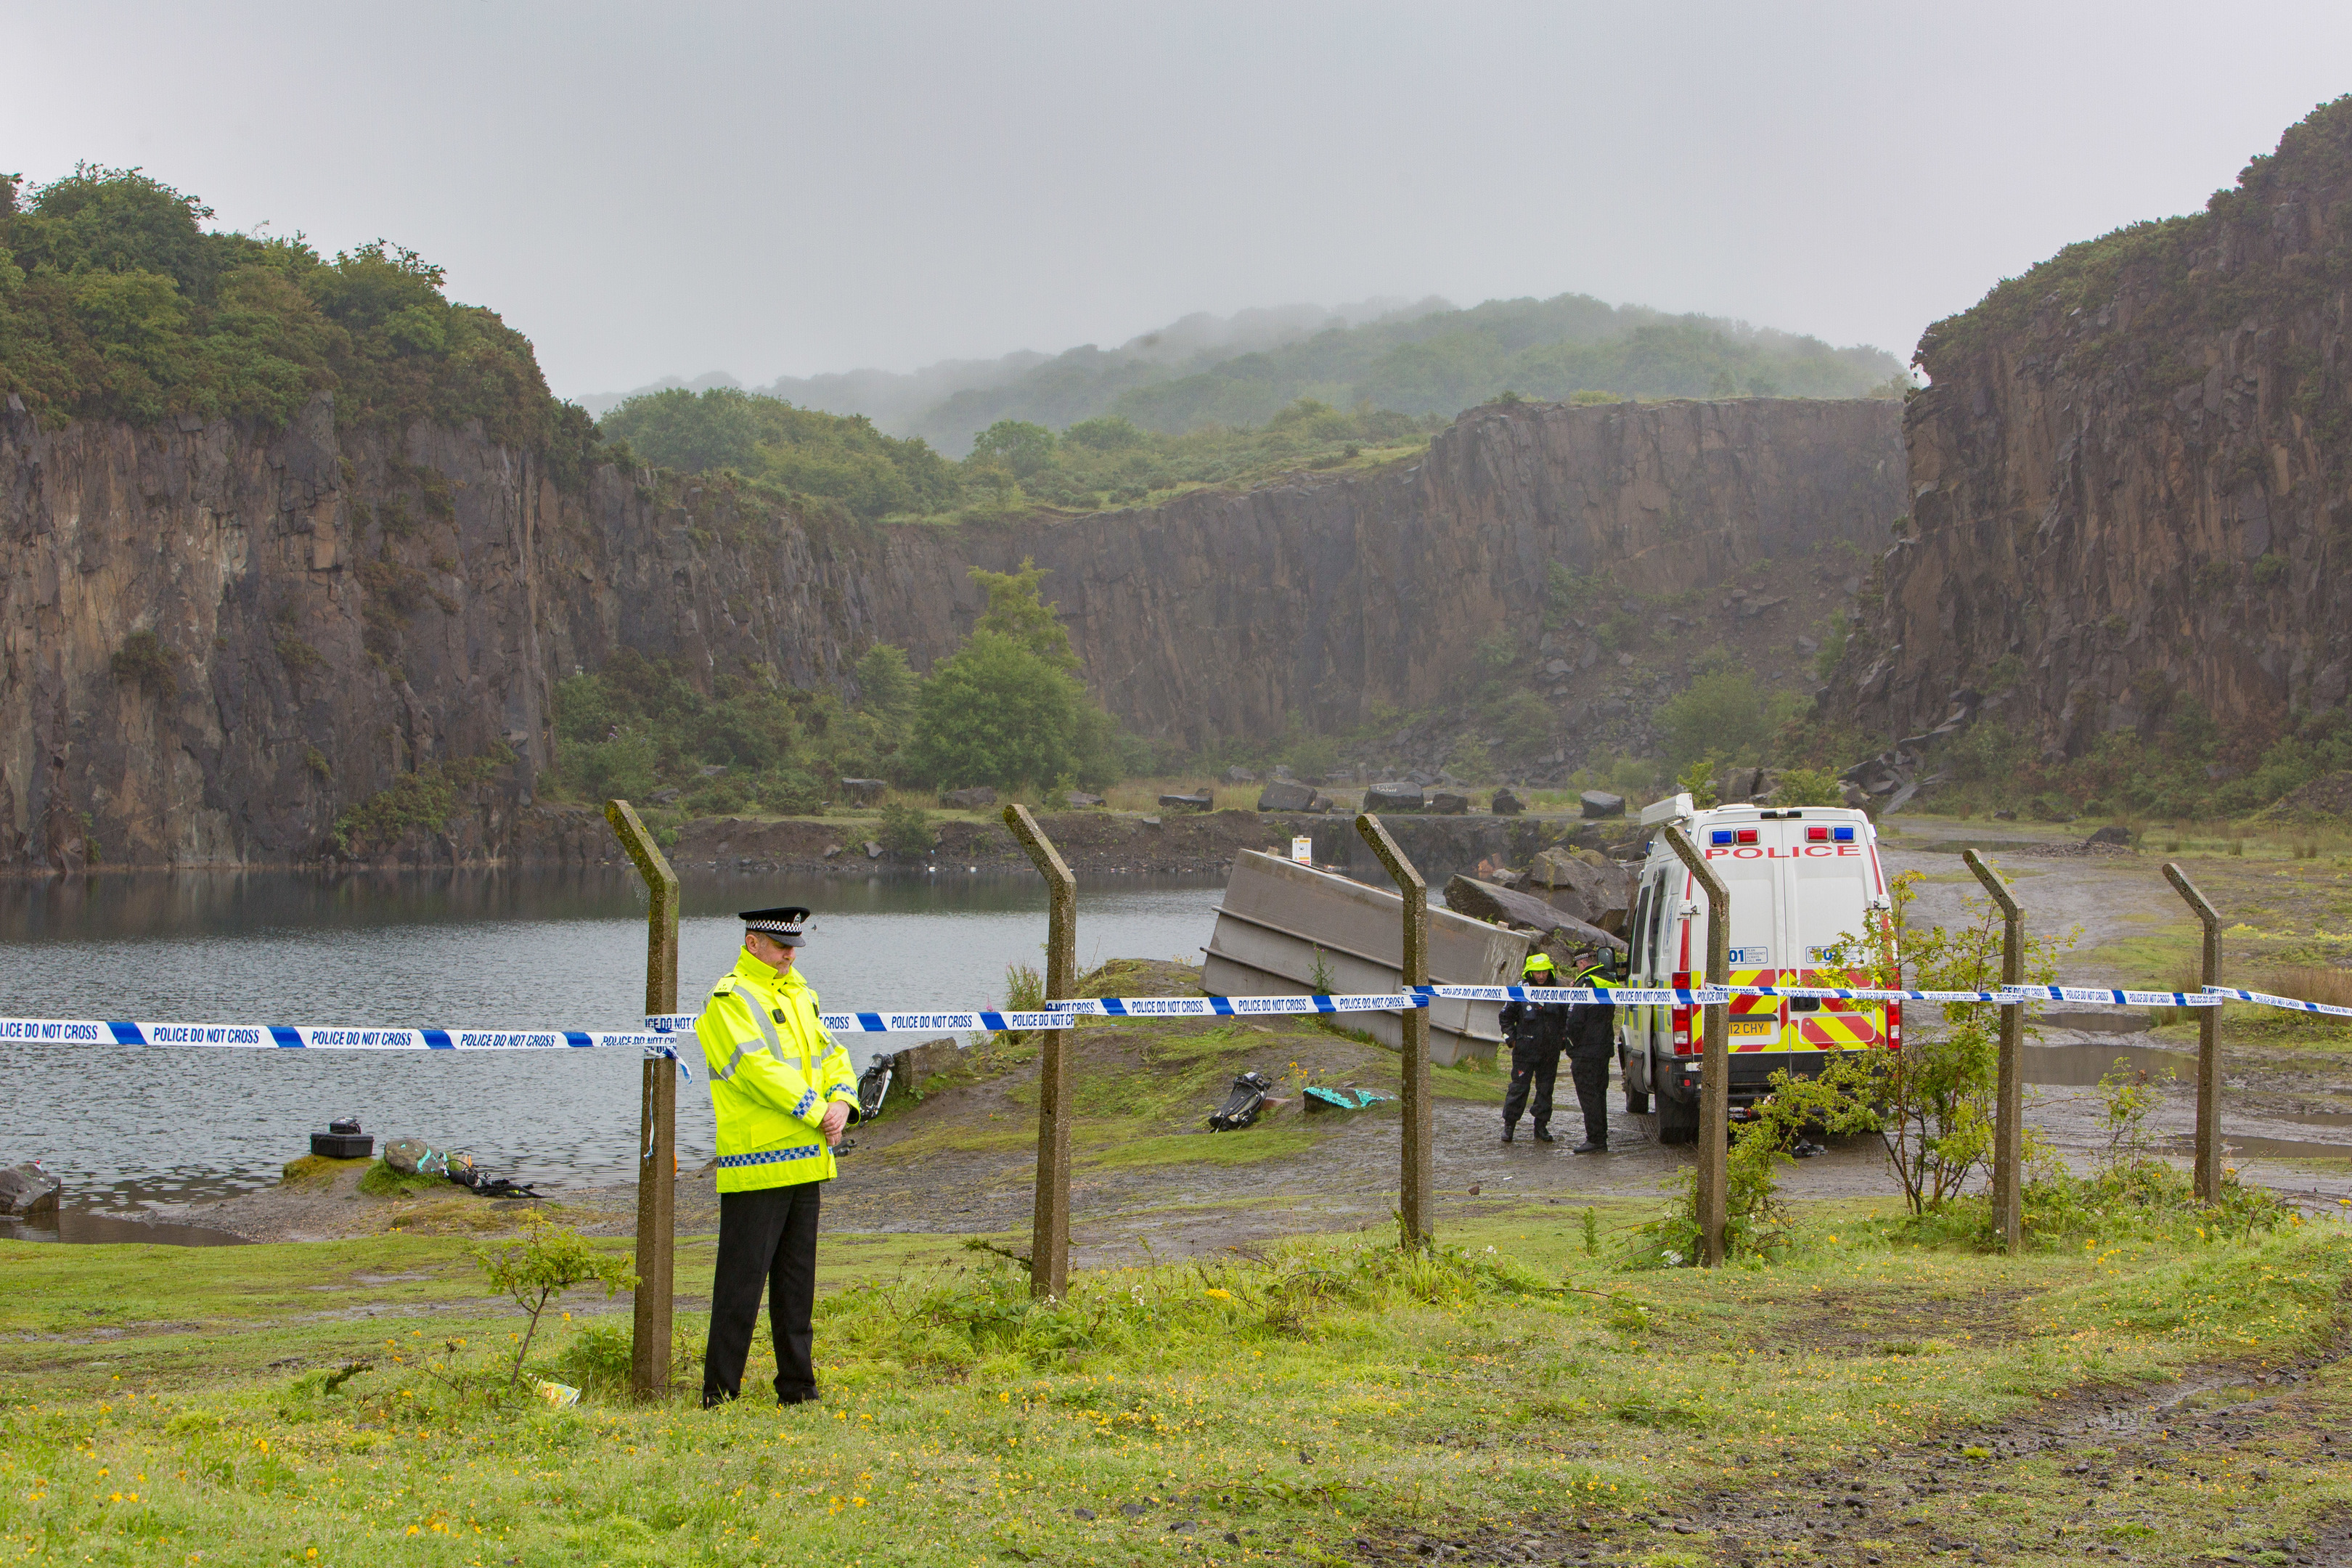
[1661,825,1730,1267]
[605,800,678,1402]
[2163,862,2225,1204]
[1356,813,1432,1251]
[1963,849,2025,1253]
[1005,804,1077,1299]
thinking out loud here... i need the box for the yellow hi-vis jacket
[695,950,860,1193]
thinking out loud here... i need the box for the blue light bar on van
[1832,826,1856,842]
[1710,829,1736,846]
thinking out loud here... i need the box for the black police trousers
[1503,1043,1559,1132]
[703,1180,821,1406]
[1567,1053,1610,1146]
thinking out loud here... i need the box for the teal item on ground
[1303,1086,1389,1112]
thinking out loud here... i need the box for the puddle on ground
[2024,1041,2197,1086]
[0,1209,249,1246]
[2193,1135,2352,1161]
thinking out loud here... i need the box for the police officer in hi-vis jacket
[695,905,861,1408]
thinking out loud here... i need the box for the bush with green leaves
[1658,661,1803,773]
[1771,767,1842,807]
[904,561,1119,791]
[0,167,587,469]
[598,386,963,519]
[878,802,934,856]
[1812,867,2073,1214]
[472,1215,637,1389]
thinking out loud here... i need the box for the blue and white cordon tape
[0,981,2323,1068]
[0,1016,695,1077]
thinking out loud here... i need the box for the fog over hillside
[576,298,1433,428]
[584,291,1906,457]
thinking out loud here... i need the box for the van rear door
[1687,826,1784,1053]
[1787,817,1886,1050]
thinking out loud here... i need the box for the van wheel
[1655,1093,1699,1146]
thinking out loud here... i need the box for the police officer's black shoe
[1500,1126,1514,1144]
[1532,1128,1555,1143]
[1572,1140,1607,1154]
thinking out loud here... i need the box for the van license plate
[1728,1021,1777,1038]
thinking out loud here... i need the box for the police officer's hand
[820,1102,851,1146]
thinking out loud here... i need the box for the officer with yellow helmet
[695,905,861,1408]
[1498,951,1569,1143]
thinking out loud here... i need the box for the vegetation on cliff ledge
[0,165,599,478]
[598,382,1444,520]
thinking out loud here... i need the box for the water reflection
[0,867,1223,1208]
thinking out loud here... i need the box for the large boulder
[1442,875,1626,955]
[2084,825,2134,849]
[0,1162,60,1217]
[1062,792,1105,809]
[1580,790,1626,819]
[838,777,888,807]
[1257,780,1318,812]
[1428,791,1471,815]
[1221,766,1259,785]
[887,1037,963,1095]
[1159,791,1213,812]
[1365,783,1424,814]
[940,785,997,809]
[1490,787,1525,817]
[1529,847,1635,931]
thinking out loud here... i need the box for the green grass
[355,1159,441,1199]
[6,1206,2350,1565]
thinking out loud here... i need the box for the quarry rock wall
[1,392,1902,870]
[1829,102,2352,758]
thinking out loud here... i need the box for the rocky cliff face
[3,391,1901,870]
[1832,99,2352,757]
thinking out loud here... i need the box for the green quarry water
[0,869,1222,1225]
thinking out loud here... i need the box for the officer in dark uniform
[1499,952,1569,1143]
[1563,950,1621,1153]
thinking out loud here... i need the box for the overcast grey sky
[9,2,2348,399]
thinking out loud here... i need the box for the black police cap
[739,905,813,946]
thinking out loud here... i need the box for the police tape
[1415,984,2232,1008]
[0,1016,698,1077]
[642,994,1429,1034]
[2194,985,2352,1020]
[5,979,2327,1070]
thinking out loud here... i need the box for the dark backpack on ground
[1208,1071,1275,1132]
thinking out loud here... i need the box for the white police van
[1616,793,1898,1143]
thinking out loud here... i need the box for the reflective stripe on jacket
[695,950,860,1193]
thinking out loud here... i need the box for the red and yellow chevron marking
[1705,968,1887,1053]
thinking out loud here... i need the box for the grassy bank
[5,1206,2350,1566]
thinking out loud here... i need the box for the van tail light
[1887,1000,1903,1048]
[1671,969,1694,1054]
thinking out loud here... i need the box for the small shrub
[1772,767,1842,807]
[472,1215,637,1389]
[879,801,934,856]
[276,635,322,676]
[110,630,177,698]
